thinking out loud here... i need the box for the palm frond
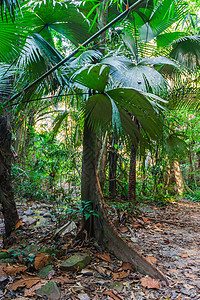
[170,35,200,70]
[29,0,96,46]
[0,0,20,22]
[71,64,110,92]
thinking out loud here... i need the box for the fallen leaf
[24,282,43,297]
[132,222,143,229]
[180,253,189,258]
[95,266,107,277]
[140,276,159,289]
[118,262,135,272]
[54,275,75,284]
[15,218,23,230]
[0,249,9,253]
[146,256,157,264]
[120,226,129,232]
[0,265,7,282]
[112,271,129,281]
[8,276,40,291]
[142,217,150,224]
[164,239,170,244]
[155,223,163,227]
[34,252,51,270]
[4,265,27,275]
[103,290,123,300]
[95,252,111,263]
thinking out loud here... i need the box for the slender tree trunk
[0,114,18,237]
[108,143,118,199]
[128,143,137,203]
[81,119,103,240]
[128,117,139,204]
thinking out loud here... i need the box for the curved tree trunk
[0,114,18,237]
[81,121,168,282]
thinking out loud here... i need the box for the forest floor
[0,197,199,300]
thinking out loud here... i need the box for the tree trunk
[128,143,137,204]
[0,114,18,237]
[173,161,192,195]
[81,119,103,240]
[108,144,118,199]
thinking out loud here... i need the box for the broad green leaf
[71,64,110,92]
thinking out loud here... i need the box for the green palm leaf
[29,0,96,46]
[170,35,200,70]
[0,0,20,21]
[71,64,110,92]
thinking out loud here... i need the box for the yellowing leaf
[141,276,159,289]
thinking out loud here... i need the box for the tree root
[95,168,169,284]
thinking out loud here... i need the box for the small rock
[180,288,192,296]
[81,269,93,276]
[109,282,123,292]
[23,216,38,225]
[23,244,39,256]
[38,265,53,279]
[36,281,60,300]
[78,293,90,300]
[61,221,77,236]
[24,209,34,216]
[60,253,91,271]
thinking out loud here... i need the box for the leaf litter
[0,198,199,299]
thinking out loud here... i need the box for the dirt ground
[0,198,199,299]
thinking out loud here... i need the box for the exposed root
[95,168,169,284]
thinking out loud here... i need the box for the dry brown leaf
[146,256,157,264]
[103,290,123,300]
[120,226,129,232]
[0,249,9,253]
[180,253,189,258]
[95,252,111,263]
[155,223,163,227]
[0,265,7,282]
[54,275,75,285]
[4,265,27,276]
[164,239,170,244]
[95,266,107,277]
[24,282,43,297]
[142,217,150,224]
[8,276,40,291]
[141,276,159,289]
[118,262,135,272]
[34,252,51,270]
[15,218,23,230]
[132,222,143,229]
[112,271,129,281]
